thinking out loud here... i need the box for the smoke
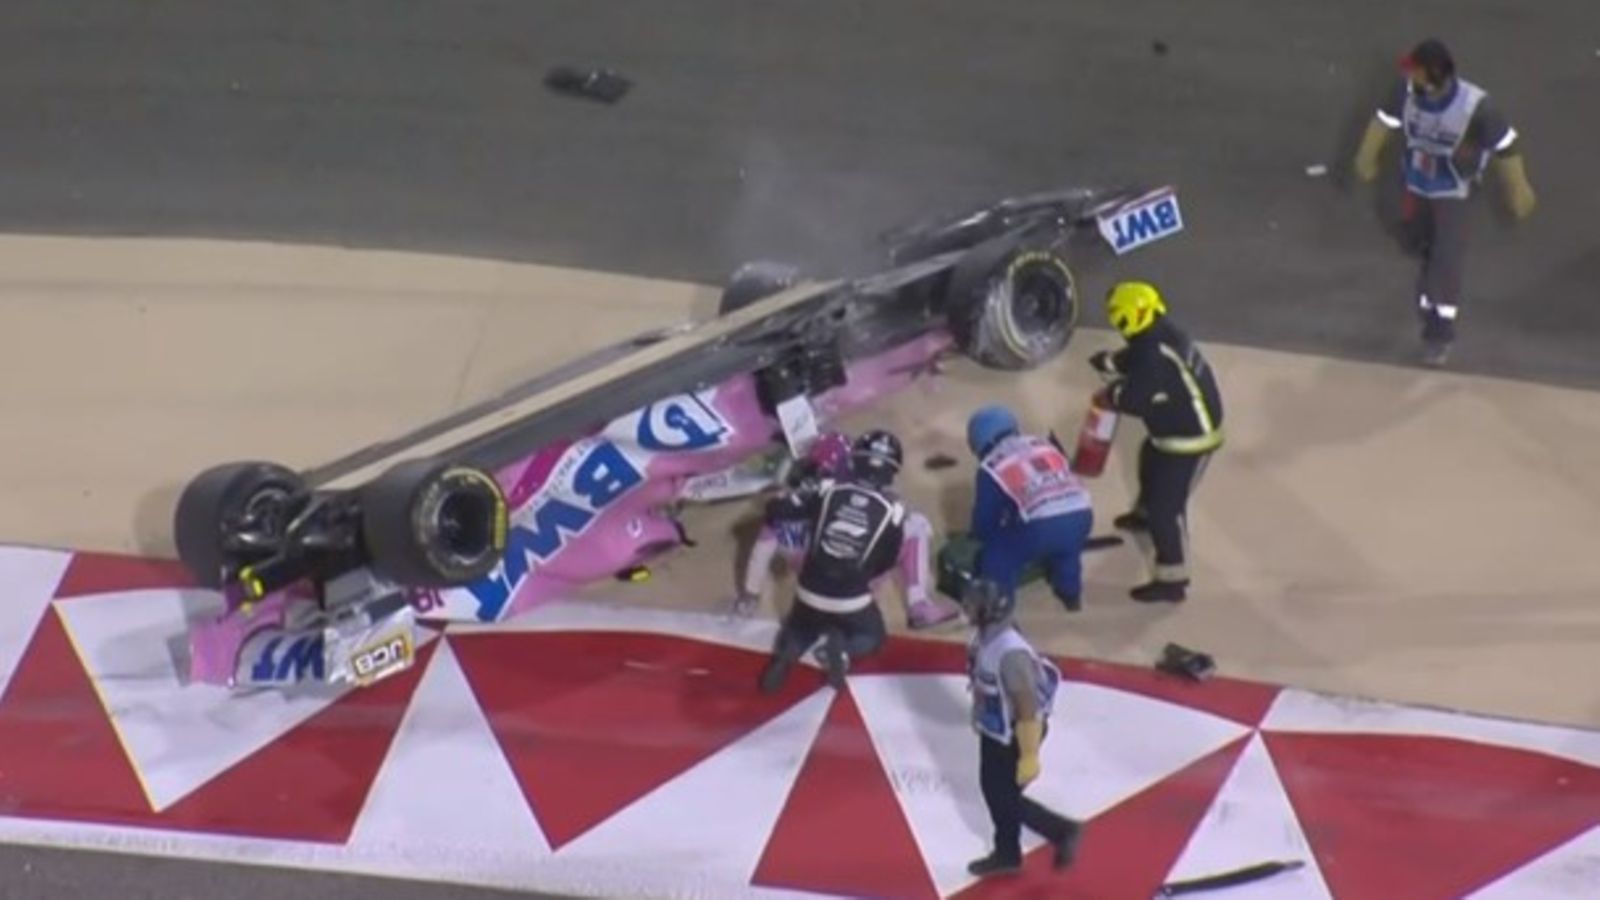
[712,131,998,282]
[711,133,867,279]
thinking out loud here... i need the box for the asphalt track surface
[2,1,1597,897]
[6,0,1599,387]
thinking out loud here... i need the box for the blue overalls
[971,434,1094,602]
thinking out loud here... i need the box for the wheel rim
[431,491,496,566]
[233,486,293,546]
[1011,267,1069,333]
[994,259,1076,360]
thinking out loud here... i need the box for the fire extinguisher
[1071,387,1120,477]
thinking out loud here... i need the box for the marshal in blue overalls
[965,406,1095,611]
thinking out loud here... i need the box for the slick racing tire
[948,245,1078,370]
[359,458,509,587]
[173,461,307,589]
[718,260,804,315]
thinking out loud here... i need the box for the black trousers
[1403,193,1469,344]
[1134,439,1214,582]
[771,598,887,662]
[979,729,1074,861]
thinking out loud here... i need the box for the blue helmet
[961,577,1016,627]
[966,405,1020,457]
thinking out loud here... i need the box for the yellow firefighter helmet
[1105,281,1168,338]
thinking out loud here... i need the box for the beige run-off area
[3,233,1598,730]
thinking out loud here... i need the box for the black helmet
[850,429,903,485]
[1403,38,1455,84]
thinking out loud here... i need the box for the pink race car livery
[172,183,1182,691]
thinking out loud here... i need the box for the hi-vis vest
[968,626,1061,744]
[1401,78,1488,199]
[1150,341,1224,455]
[980,435,1092,523]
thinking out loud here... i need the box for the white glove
[1089,350,1121,384]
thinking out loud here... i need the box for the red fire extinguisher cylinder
[1071,388,1120,477]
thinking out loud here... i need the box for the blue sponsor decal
[636,394,729,452]
[250,633,325,682]
[775,519,810,552]
[1100,191,1184,255]
[465,394,731,621]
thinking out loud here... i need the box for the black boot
[758,654,794,694]
[818,632,848,690]
[1421,338,1451,368]
[1054,819,1083,870]
[1130,579,1188,603]
[1113,510,1149,532]
[1421,313,1454,368]
[966,851,1023,878]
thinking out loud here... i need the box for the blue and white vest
[979,434,1091,524]
[1402,78,1488,199]
[968,626,1061,744]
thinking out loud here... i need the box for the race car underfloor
[0,545,1597,900]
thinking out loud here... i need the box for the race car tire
[173,461,307,588]
[359,458,509,587]
[947,245,1078,370]
[718,260,804,315]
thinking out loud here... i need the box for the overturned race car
[171,184,1186,692]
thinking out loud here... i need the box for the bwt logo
[250,633,325,683]
[463,393,731,621]
[1106,193,1184,253]
[633,394,730,451]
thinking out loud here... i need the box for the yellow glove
[1015,719,1043,787]
[1353,119,1391,184]
[1354,153,1379,184]
[1495,155,1537,220]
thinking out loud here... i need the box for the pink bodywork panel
[188,329,955,685]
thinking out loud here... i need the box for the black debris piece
[544,65,633,104]
[924,453,959,471]
[1084,534,1124,551]
[1157,860,1307,896]
[1156,643,1215,682]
